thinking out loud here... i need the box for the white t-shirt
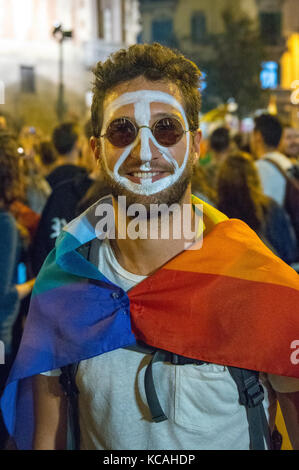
[255,151,293,206]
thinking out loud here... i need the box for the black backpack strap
[59,363,80,450]
[144,352,271,450]
[227,366,271,450]
[144,350,204,423]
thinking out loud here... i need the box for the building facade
[0,0,140,132]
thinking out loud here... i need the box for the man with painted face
[1,44,299,451]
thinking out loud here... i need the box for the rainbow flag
[1,195,299,449]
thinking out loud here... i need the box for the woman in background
[0,131,35,369]
[217,152,298,265]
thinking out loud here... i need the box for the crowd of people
[0,48,299,449]
[192,114,299,266]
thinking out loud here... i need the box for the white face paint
[101,90,190,196]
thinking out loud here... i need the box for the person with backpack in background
[46,122,87,190]
[1,44,299,451]
[251,114,299,255]
[30,121,100,276]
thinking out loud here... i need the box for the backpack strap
[144,349,204,423]
[227,366,271,450]
[59,363,80,450]
[263,157,289,179]
[144,351,271,450]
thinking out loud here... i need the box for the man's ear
[192,129,202,163]
[90,137,101,163]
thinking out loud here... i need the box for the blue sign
[260,62,278,89]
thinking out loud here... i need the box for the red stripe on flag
[129,269,299,378]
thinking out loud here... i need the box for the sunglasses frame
[100,116,190,148]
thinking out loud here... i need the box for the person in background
[37,141,58,178]
[202,127,230,190]
[30,120,106,276]
[0,130,35,373]
[232,132,251,154]
[18,127,52,215]
[217,152,298,265]
[279,124,299,163]
[46,122,87,190]
[251,114,292,207]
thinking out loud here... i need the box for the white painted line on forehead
[103,90,189,130]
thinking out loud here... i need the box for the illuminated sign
[260,61,278,89]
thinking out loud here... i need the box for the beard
[98,154,196,213]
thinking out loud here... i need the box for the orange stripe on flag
[163,219,299,291]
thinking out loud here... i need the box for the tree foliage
[198,8,269,117]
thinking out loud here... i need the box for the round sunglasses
[101,116,189,148]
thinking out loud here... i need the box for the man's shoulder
[261,152,293,171]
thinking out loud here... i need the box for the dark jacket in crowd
[30,174,93,275]
[46,164,87,190]
[259,199,298,265]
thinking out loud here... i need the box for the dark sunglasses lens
[154,118,184,147]
[106,119,136,147]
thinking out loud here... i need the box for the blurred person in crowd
[18,147,52,216]
[202,127,230,189]
[232,132,251,154]
[0,130,36,370]
[18,126,52,215]
[30,120,108,275]
[217,152,298,264]
[47,122,87,190]
[251,114,292,206]
[37,141,58,178]
[280,124,299,163]
[0,130,36,450]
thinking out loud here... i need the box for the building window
[259,12,282,45]
[20,66,35,93]
[152,19,174,46]
[191,11,207,44]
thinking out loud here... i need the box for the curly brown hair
[91,43,202,138]
[0,130,24,210]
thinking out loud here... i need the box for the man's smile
[123,170,172,184]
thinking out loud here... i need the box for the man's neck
[259,145,279,159]
[110,188,197,276]
[56,151,78,167]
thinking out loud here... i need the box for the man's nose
[131,128,155,163]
